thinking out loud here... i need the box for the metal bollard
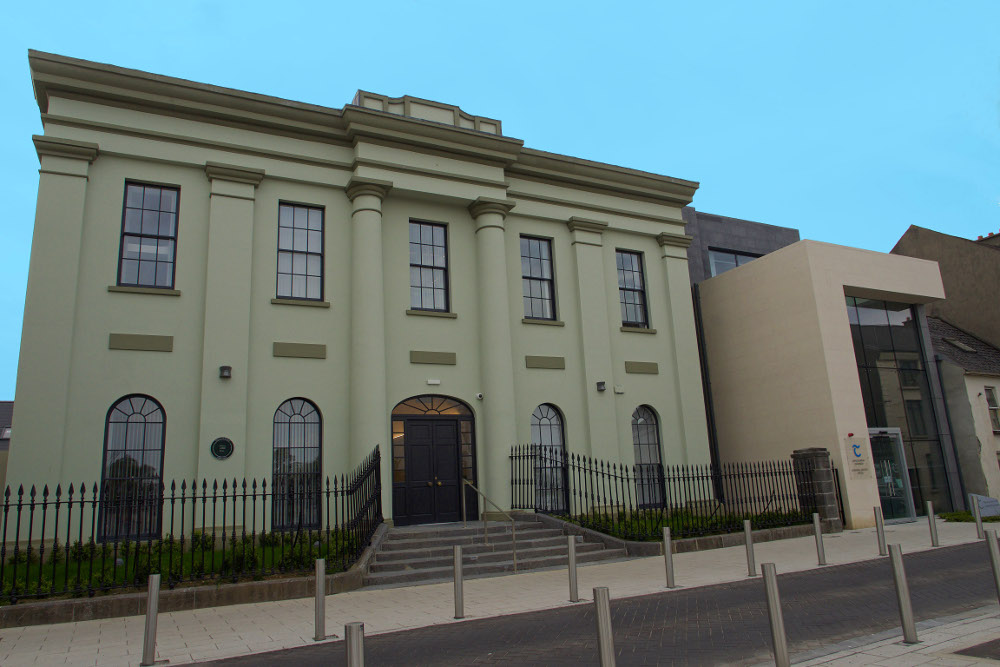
[927,501,939,547]
[875,506,888,556]
[972,494,985,539]
[744,519,757,577]
[986,529,1000,605]
[813,513,827,566]
[314,558,326,641]
[454,544,464,619]
[888,544,919,644]
[761,563,790,667]
[345,622,365,667]
[140,573,160,667]
[593,587,616,667]
[663,527,676,589]
[568,535,579,603]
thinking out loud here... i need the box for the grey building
[682,207,800,284]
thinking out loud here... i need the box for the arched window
[99,395,165,541]
[273,398,322,531]
[632,405,663,507]
[531,404,568,513]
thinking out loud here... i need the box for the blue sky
[0,1,997,399]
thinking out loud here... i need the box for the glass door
[869,428,916,521]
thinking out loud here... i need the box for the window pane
[422,287,433,306]
[292,275,305,298]
[278,227,293,250]
[308,209,322,230]
[278,251,292,273]
[279,205,293,226]
[123,235,141,259]
[308,230,322,252]
[293,229,307,251]
[434,289,446,310]
[125,209,141,233]
[307,254,321,276]
[434,247,446,267]
[307,277,321,299]
[292,252,306,274]
[142,210,159,235]
[409,223,420,243]
[422,246,434,265]
[158,212,176,237]
[126,185,144,208]
[159,189,177,213]
[140,238,157,260]
[138,261,155,285]
[421,225,432,244]
[433,226,444,246]
[157,240,174,263]
[121,259,138,284]
[277,274,291,296]
[143,187,160,210]
[410,287,421,308]
[155,263,172,287]
[293,207,307,228]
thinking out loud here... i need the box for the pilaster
[195,162,264,481]
[347,178,392,473]
[657,232,711,464]
[15,137,98,482]
[567,217,618,459]
[469,197,517,510]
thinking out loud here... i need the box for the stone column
[568,218,618,459]
[791,447,843,530]
[657,233,711,465]
[469,197,517,513]
[16,136,98,483]
[346,178,392,468]
[196,163,264,482]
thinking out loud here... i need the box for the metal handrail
[460,479,517,572]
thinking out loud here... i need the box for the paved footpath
[0,519,994,665]
[201,542,999,666]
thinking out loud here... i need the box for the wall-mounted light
[596,381,606,392]
[219,365,232,379]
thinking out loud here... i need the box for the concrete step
[379,528,563,551]
[384,521,542,541]
[369,542,606,573]
[362,548,628,587]
[373,535,577,562]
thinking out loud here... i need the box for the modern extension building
[10,51,712,528]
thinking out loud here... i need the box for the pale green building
[12,51,710,527]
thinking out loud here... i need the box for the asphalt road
[200,542,997,666]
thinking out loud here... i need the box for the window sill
[621,326,656,334]
[406,309,457,319]
[108,285,181,296]
[522,318,565,327]
[271,298,331,308]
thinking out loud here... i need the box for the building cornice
[204,162,265,185]
[29,50,700,210]
[657,232,694,249]
[32,135,98,162]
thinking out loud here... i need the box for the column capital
[657,232,693,249]
[468,197,515,220]
[567,217,608,234]
[33,135,98,163]
[346,177,393,203]
[204,162,265,186]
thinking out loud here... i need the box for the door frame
[869,427,917,522]
[390,395,478,526]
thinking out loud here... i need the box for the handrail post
[461,479,467,526]
[462,479,518,575]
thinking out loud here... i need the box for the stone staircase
[362,516,628,587]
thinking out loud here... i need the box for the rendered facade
[11,51,711,526]
[699,240,963,528]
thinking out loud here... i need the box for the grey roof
[0,401,11,430]
[928,318,1000,376]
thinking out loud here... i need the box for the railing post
[140,573,160,666]
[454,544,464,619]
[568,535,579,602]
[926,501,939,547]
[345,621,365,667]
[593,586,616,667]
[461,479,467,526]
[314,558,326,641]
[813,513,826,566]
[663,526,676,588]
[972,494,985,539]
[875,506,887,556]
[888,544,918,644]
[744,519,756,577]
[986,529,1000,605]
[761,563,790,667]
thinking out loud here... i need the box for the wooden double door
[393,417,473,526]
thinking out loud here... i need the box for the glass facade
[845,296,952,514]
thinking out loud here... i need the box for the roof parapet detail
[351,91,502,136]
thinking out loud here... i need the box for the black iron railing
[511,446,821,541]
[0,446,382,603]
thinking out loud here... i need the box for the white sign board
[971,494,1000,518]
[842,435,872,480]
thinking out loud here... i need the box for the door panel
[432,421,460,522]
[403,422,435,524]
[870,429,915,521]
